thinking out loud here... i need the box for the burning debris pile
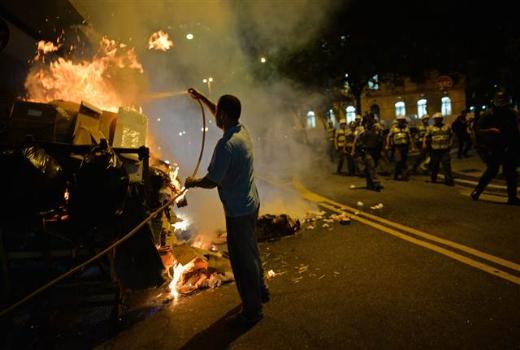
[256,214,301,241]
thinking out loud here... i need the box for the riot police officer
[472,91,520,204]
[424,113,454,186]
[352,113,384,191]
[344,122,357,175]
[387,115,413,180]
[412,114,431,173]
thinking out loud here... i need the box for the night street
[2,1,520,349]
[98,158,519,349]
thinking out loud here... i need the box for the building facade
[360,72,466,126]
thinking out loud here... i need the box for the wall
[361,73,466,126]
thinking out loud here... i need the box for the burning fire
[148,30,173,51]
[35,40,62,61]
[25,36,144,112]
[169,262,190,299]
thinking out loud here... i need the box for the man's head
[396,115,407,126]
[339,119,347,128]
[216,94,241,129]
[432,112,444,126]
[422,114,430,125]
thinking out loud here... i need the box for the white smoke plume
[70,0,339,234]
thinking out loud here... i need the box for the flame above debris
[25,36,145,112]
[148,30,173,51]
[35,40,62,61]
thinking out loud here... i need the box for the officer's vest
[345,129,355,148]
[391,126,410,145]
[355,125,365,137]
[429,125,451,150]
[416,124,428,144]
[335,128,346,149]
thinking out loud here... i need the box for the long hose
[0,96,208,317]
[192,99,206,177]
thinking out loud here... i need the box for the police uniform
[425,115,453,185]
[352,122,384,191]
[344,124,356,175]
[412,117,431,173]
[472,98,520,204]
[388,122,412,180]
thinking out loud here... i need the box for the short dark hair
[218,95,241,120]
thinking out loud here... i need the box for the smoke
[70,0,338,234]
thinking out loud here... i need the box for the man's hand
[184,176,198,188]
[487,128,501,134]
[187,88,203,100]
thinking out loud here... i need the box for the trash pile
[160,244,234,297]
[256,214,301,241]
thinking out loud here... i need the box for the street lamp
[202,77,213,95]
[260,57,267,63]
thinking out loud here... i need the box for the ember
[148,30,174,51]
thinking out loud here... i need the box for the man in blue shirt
[185,88,268,326]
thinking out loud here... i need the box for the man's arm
[188,88,217,116]
[185,175,218,189]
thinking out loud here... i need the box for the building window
[368,74,379,90]
[327,109,336,125]
[395,101,406,117]
[441,96,452,116]
[346,106,356,123]
[417,99,427,118]
[306,111,316,128]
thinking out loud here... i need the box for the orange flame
[148,30,173,51]
[34,40,62,62]
[25,36,144,112]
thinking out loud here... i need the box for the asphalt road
[98,162,520,350]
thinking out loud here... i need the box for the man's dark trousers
[226,209,265,318]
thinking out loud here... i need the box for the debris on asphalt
[266,270,276,279]
[330,213,351,225]
[305,210,326,222]
[322,223,330,228]
[318,274,326,280]
[256,214,301,241]
[370,203,384,210]
[356,201,364,207]
[350,184,356,189]
[297,264,309,273]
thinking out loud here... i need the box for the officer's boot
[470,186,484,200]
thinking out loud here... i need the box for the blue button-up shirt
[206,123,260,217]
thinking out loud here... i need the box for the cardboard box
[113,107,148,160]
